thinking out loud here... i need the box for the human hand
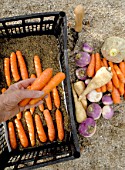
[0,78,44,122]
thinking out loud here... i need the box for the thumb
[16,89,44,101]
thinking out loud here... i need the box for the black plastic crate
[0,12,80,169]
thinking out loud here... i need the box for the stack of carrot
[86,53,125,104]
[3,51,66,149]
[8,109,64,149]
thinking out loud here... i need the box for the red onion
[82,43,93,53]
[78,118,96,137]
[87,103,102,120]
[102,105,114,119]
[75,52,91,67]
[76,67,87,80]
[102,94,113,105]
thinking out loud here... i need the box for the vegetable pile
[3,51,66,149]
[72,38,125,138]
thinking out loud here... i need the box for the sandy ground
[1,0,125,170]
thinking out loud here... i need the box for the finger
[10,78,36,90]
[16,89,44,102]
[20,100,44,112]
[16,78,36,89]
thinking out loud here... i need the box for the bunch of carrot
[8,109,64,149]
[87,53,125,104]
[4,52,66,150]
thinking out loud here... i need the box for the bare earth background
[1,0,125,170]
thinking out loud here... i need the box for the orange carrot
[102,58,113,92]
[96,88,101,92]
[101,85,107,93]
[4,58,11,87]
[109,62,119,88]
[86,53,95,77]
[95,53,102,92]
[111,86,121,104]
[55,109,64,141]
[45,93,52,110]
[34,55,42,77]
[95,53,101,72]
[25,111,35,147]
[52,87,60,108]
[1,88,6,93]
[8,122,17,149]
[118,81,124,96]
[34,114,47,142]
[33,58,45,112]
[106,81,113,92]
[30,74,36,114]
[102,58,108,67]
[14,118,28,148]
[19,68,53,107]
[30,68,53,90]
[38,104,44,112]
[16,51,28,80]
[10,52,20,81]
[113,64,125,83]
[29,72,65,105]
[16,112,22,120]
[43,109,55,142]
[119,62,125,77]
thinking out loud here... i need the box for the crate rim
[0,11,66,22]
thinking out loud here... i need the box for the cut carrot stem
[16,51,28,80]
[86,53,95,77]
[55,109,64,141]
[25,111,35,147]
[113,64,125,83]
[111,86,121,104]
[34,114,47,142]
[119,62,125,77]
[43,109,55,142]
[29,72,65,105]
[19,68,53,107]
[45,93,52,110]
[4,58,11,87]
[34,55,42,78]
[16,112,22,120]
[118,81,124,96]
[52,87,60,108]
[109,62,119,88]
[8,122,17,149]
[10,52,20,81]
[14,118,29,148]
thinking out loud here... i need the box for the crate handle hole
[59,12,65,17]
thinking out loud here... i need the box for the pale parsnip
[72,84,87,123]
[79,67,113,101]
